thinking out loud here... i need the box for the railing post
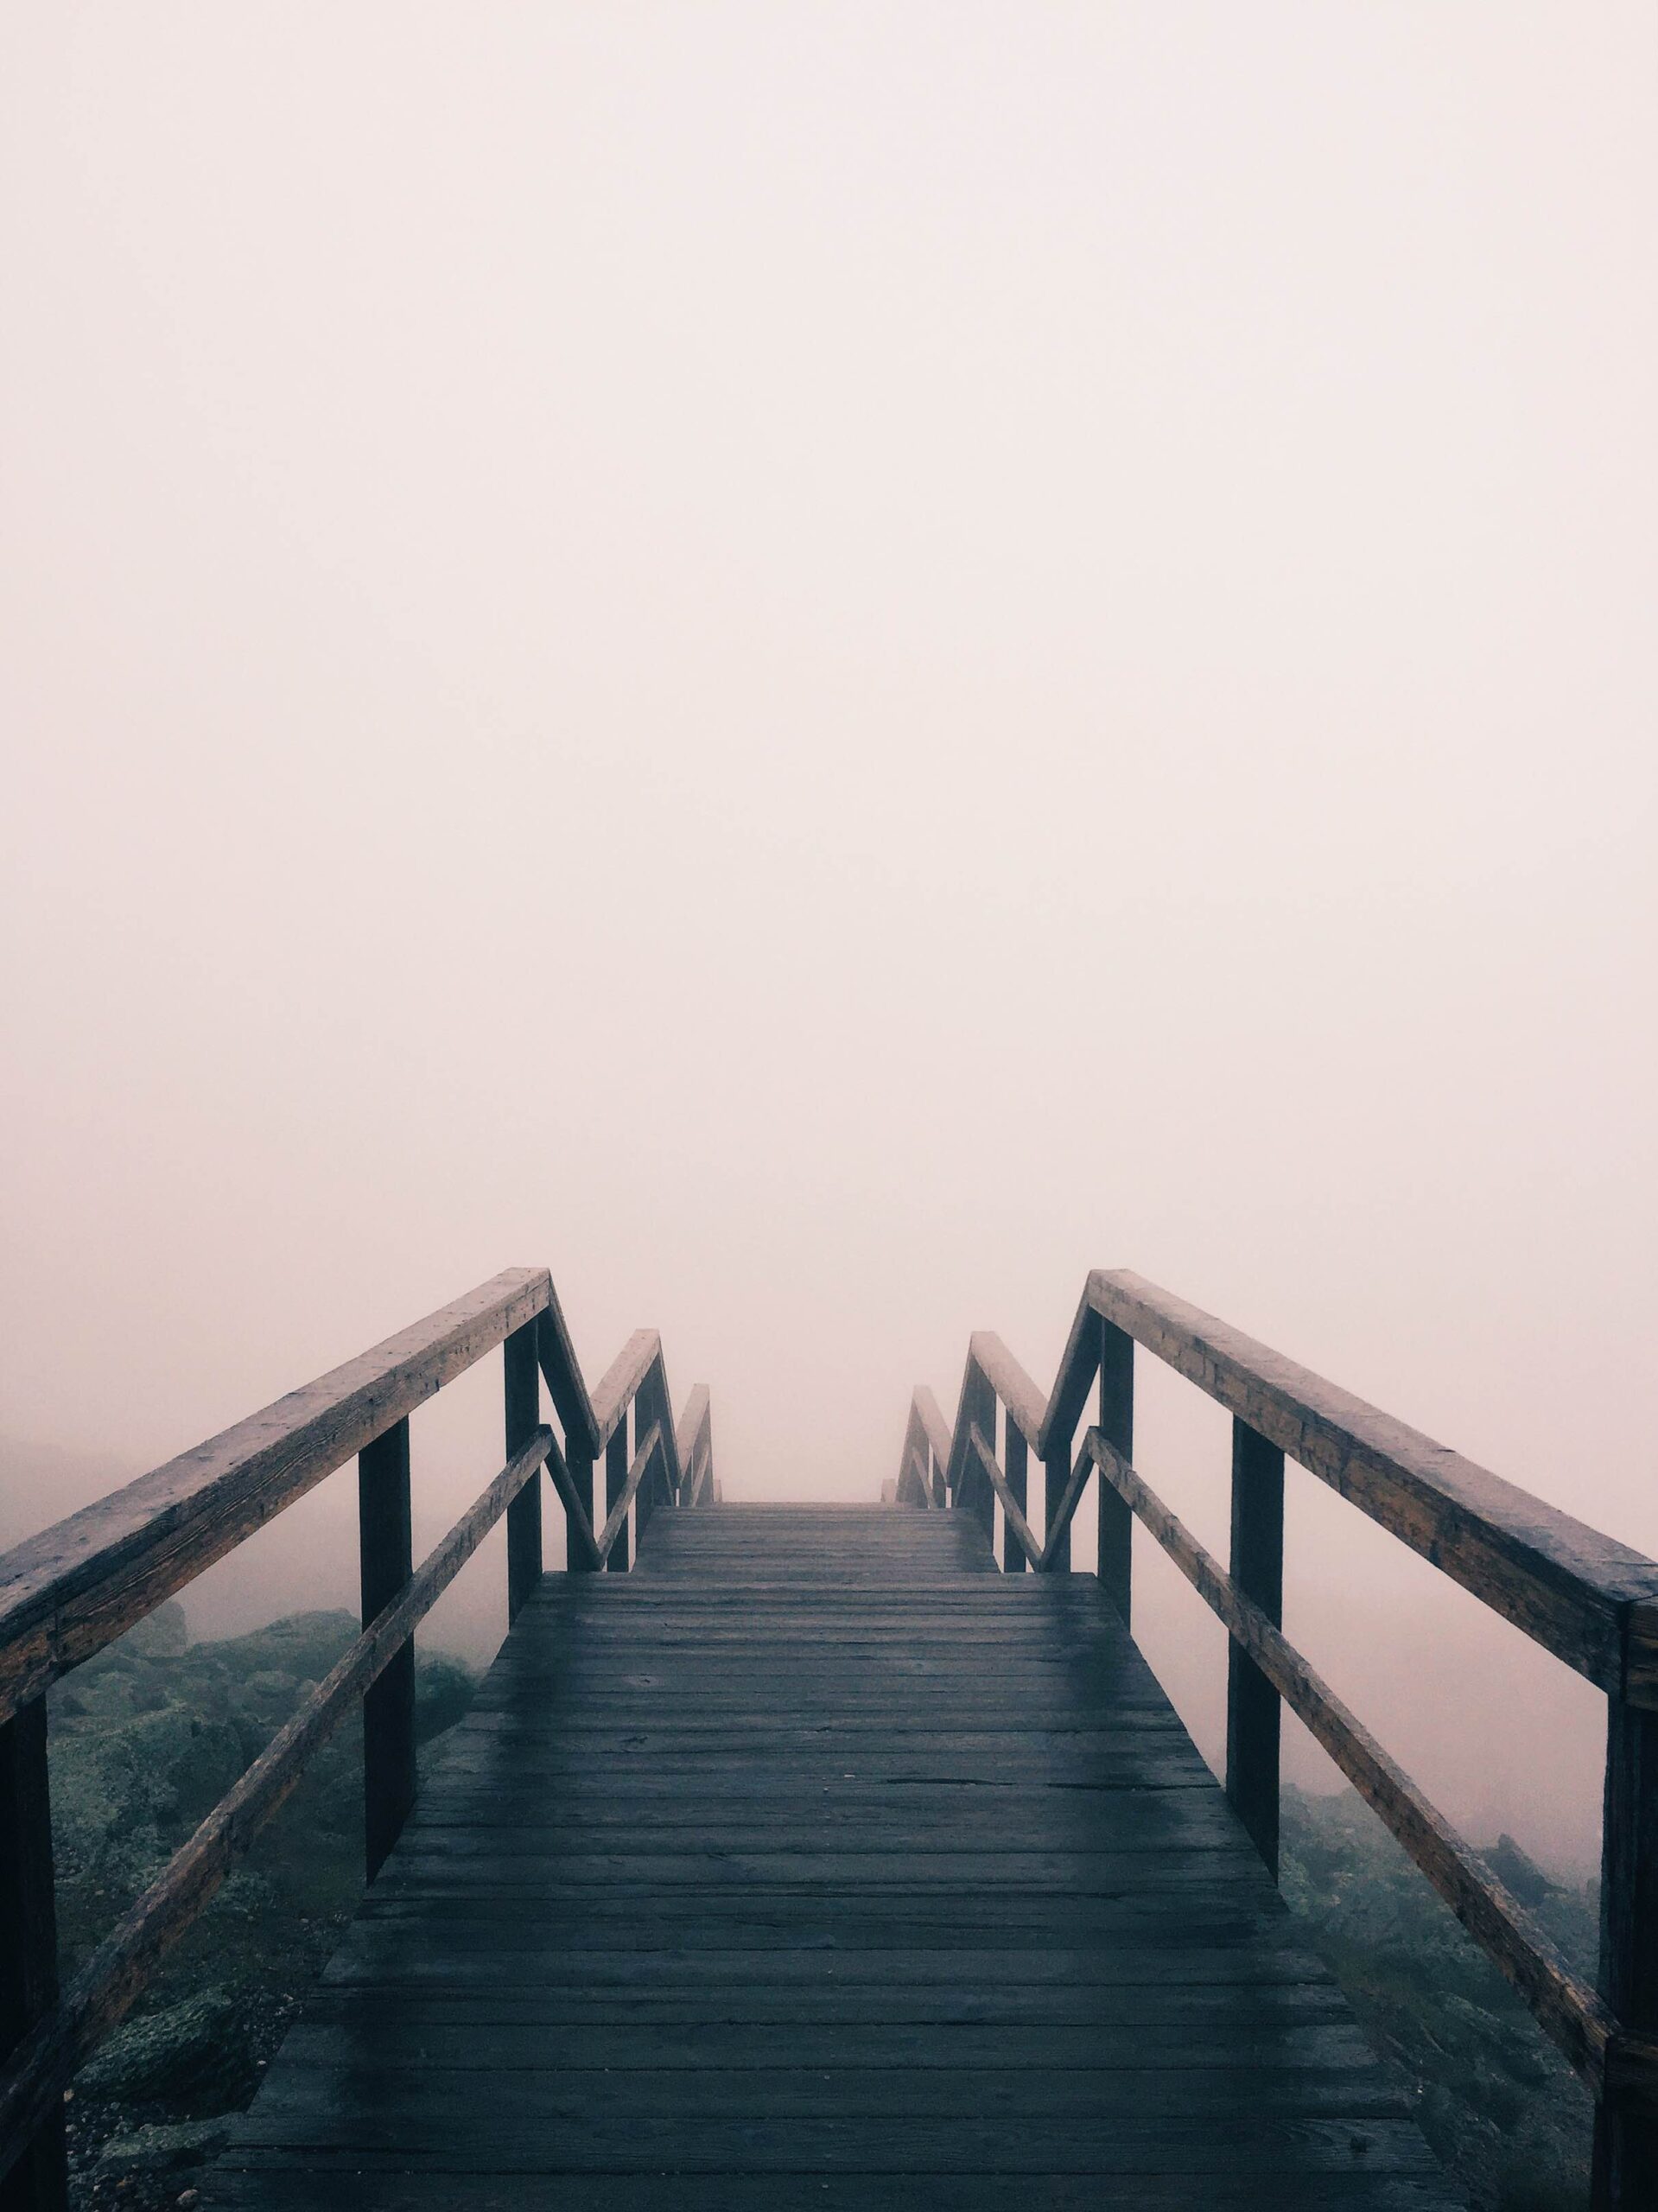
[607,1410,631,1573]
[1224,1419,1285,1878]
[0,1697,67,2212]
[964,1363,996,1550]
[565,1440,597,1572]
[359,1417,415,1883]
[1593,1697,1658,2208]
[1002,1418,1028,1573]
[636,1363,664,1543]
[504,1323,542,1621]
[1096,1319,1134,1618]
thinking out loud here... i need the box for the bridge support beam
[504,1324,543,1619]
[0,1699,67,2212]
[1595,1695,1658,2209]
[359,1416,416,1883]
[1096,1320,1134,1622]
[1225,1419,1285,1879]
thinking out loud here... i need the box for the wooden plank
[1086,1427,1614,2090]
[206,2171,1457,2211]
[0,1268,550,1724]
[1089,1267,1658,1693]
[1002,1420,1028,1574]
[0,1700,65,2212]
[0,1429,552,2185]
[359,1418,415,1884]
[533,1288,600,1459]
[504,1326,543,1620]
[968,1332,1046,1451]
[596,1425,660,1563]
[1096,1319,1133,1624]
[1226,1418,1284,1879]
[589,1332,659,1452]
[206,1500,1457,2209]
[969,1428,1041,1571]
[1595,1697,1658,2205]
[219,2110,1443,2175]
[604,1419,630,1574]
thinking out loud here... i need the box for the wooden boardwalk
[206,1505,1458,2209]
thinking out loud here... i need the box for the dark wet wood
[359,1419,415,1883]
[0,1269,551,1724]
[0,1700,65,2212]
[1226,1419,1284,1879]
[1087,1428,1613,2093]
[207,1507,1457,2209]
[1594,1697,1658,2204]
[0,1433,552,2183]
[1088,1268,1658,1695]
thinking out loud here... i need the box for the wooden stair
[204,1504,1458,2209]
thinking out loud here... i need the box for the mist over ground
[3,3,1654,1878]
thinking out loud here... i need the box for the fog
[3,4,1655,1875]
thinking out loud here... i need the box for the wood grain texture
[1086,1427,1614,2092]
[204,1505,1458,2210]
[0,1430,553,2190]
[1088,1268,1658,1694]
[359,1419,416,1885]
[1226,1419,1284,1880]
[0,1268,551,1724]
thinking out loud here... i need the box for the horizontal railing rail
[895,1270,1658,2211]
[0,1270,713,2209]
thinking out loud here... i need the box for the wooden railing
[895,1268,1658,2212]
[0,1268,713,2209]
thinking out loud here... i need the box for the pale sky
[2,3,1655,1868]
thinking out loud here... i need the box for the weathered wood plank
[359,1419,415,1885]
[0,1430,552,2186]
[1226,1419,1284,1878]
[0,1700,66,2212]
[588,1332,660,1452]
[1087,1426,1614,2090]
[0,1268,550,1724]
[1089,1268,1658,1693]
[1595,1697,1658,2205]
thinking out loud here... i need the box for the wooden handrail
[0,1427,554,2176]
[1087,1270,1658,1696]
[895,1268,1658,2206]
[0,1268,551,1726]
[1084,1427,1614,2088]
[0,1268,715,2207]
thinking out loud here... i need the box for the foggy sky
[3,3,1655,1872]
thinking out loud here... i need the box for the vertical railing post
[1043,1390,1081,1576]
[964,1363,996,1551]
[1003,1416,1028,1573]
[504,1323,542,1622]
[566,1438,597,1572]
[359,1417,415,1883]
[1593,1698,1658,2208]
[637,1368,661,1544]
[0,1695,67,2212]
[607,1409,632,1573]
[1224,1419,1285,1878]
[1096,1320,1134,1618]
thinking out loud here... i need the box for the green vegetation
[1282,1783,1596,2211]
[47,1603,473,2209]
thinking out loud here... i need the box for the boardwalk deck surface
[206,1505,1459,2209]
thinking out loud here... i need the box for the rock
[78,1989,255,2110]
[96,2119,230,2176]
[1485,1831,1560,1907]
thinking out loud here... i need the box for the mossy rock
[79,1988,257,2111]
[96,2116,231,2174]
